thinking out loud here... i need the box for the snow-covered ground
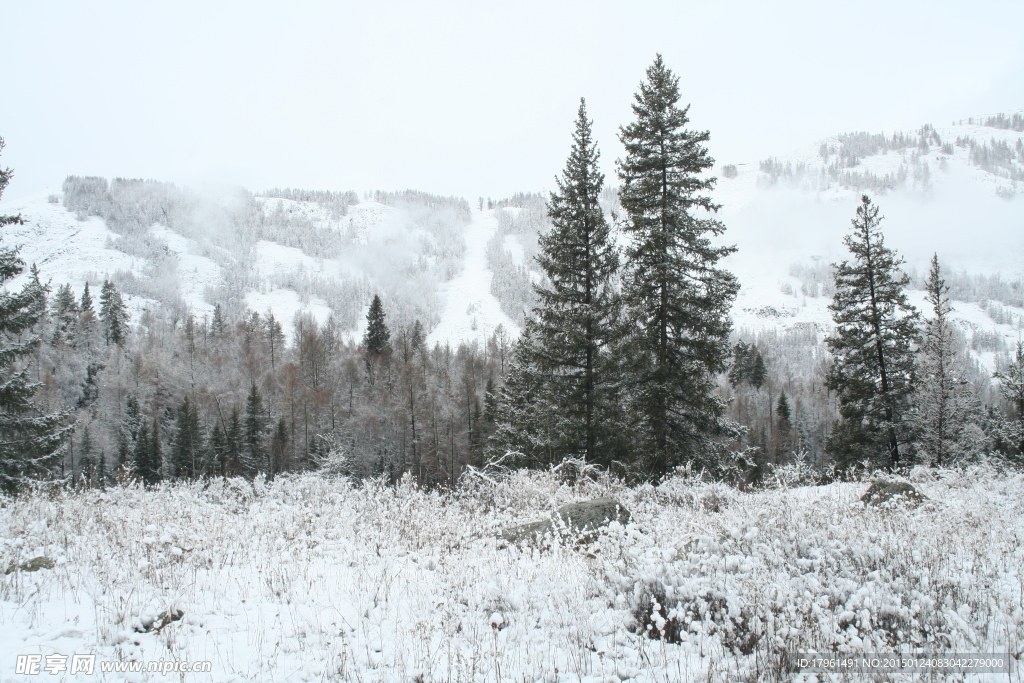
[428,208,519,347]
[1,467,1022,682]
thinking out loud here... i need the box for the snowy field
[1,467,1022,682]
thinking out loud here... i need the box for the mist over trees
[60,177,471,331]
[1,78,1023,495]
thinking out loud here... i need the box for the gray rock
[500,497,630,543]
[4,556,55,575]
[861,480,926,507]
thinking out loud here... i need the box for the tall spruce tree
[208,422,226,476]
[242,383,266,478]
[225,406,242,476]
[617,55,739,478]
[133,419,161,485]
[363,294,390,386]
[51,283,79,346]
[912,254,983,465]
[78,282,97,347]
[826,195,919,469]
[0,138,71,493]
[363,295,391,354]
[994,342,1024,459]
[99,279,129,346]
[173,396,202,478]
[492,99,623,467]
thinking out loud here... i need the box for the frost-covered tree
[490,330,558,468]
[0,140,72,493]
[617,55,739,477]
[826,196,919,469]
[493,99,624,468]
[265,310,285,372]
[912,255,983,465]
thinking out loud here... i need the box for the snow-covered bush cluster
[1,467,1022,682]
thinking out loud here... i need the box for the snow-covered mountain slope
[0,191,151,317]
[716,114,1024,277]
[427,208,520,347]
[0,113,1020,353]
[714,113,1024,372]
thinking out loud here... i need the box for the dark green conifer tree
[173,396,202,478]
[211,304,226,338]
[242,384,266,477]
[0,138,72,493]
[777,390,792,428]
[270,416,289,474]
[133,419,161,485]
[994,342,1024,459]
[362,295,391,386]
[51,283,79,346]
[493,98,623,468]
[78,425,94,483]
[209,422,226,477]
[617,55,739,478]
[118,395,140,469]
[826,195,919,469]
[149,417,163,482]
[225,407,242,476]
[265,311,285,372]
[78,283,97,346]
[363,295,391,354]
[99,279,129,346]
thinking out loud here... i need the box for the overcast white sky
[2,1,1022,202]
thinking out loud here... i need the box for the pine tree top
[617,54,721,219]
[80,282,94,312]
[828,196,918,332]
[535,97,619,313]
[924,252,951,320]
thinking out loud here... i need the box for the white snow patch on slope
[151,225,221,317]
[428,208,519,346]
[245,288,333,343]
[502,234,524,266]
[253,240,347,278]
[0,190,142,290]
